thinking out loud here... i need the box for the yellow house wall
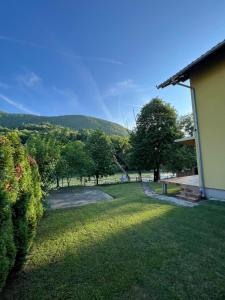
[191,56,225,190]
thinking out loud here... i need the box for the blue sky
[0,0,225,128]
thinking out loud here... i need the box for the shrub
[0,136,18,290]
[0,133,43,290]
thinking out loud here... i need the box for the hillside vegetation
[0,112,128,136]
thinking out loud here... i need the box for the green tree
[60,141,94,186]
[178,113,194,136]
[129,131,146,180]
[27,135,61,192]
[111,135,131,179]
[165,113,197,174]
[131,98,178,181]
[164,143,197,174]
[86,130,116,185]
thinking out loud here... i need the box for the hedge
[0,133,43,291]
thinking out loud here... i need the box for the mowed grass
[3,183,225,299]
[149,181,181,195]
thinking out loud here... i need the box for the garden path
[142,181,198,207]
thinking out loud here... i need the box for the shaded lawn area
[150,181,181,195]
[2,183,225,300]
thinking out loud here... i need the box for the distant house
[157,40,225,200]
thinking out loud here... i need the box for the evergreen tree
[0,136,17,290]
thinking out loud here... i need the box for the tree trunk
[113,155,130,181]
[138,170,142,182]
[153,167,160,182]
[56,177,60,188]
[96,174,99,185]
[126,173,131,181]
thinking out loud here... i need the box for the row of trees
[26,130,121,191]
[0,133,43,291]
[23,98,196,191]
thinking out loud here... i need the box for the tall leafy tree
[87,130,116,185]
[165,113,197,173]
[59,141,94,186]
[27,135,61,192]
[178,113,194,136]
[131,98,178,181]
[129,131,146,179]
[110,136,131,179]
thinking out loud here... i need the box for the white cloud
[103,79,138,98]
[16,71,42,88]
[52,86,79,108]
[0,93,40,115]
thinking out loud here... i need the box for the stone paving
[48,187,113,210]
[142,182,198,207]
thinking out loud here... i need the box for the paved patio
[48,187,113,209]
[160,175,199,187]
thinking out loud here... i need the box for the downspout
[176,82,206,198]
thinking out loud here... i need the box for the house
[157,40,225,200]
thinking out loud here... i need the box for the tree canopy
[131,98,178,181]
[86,130,116,184]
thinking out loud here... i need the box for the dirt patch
[48,187,113,210]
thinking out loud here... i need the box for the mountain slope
[0,112,128,136]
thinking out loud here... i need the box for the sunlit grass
[3,183,225,299]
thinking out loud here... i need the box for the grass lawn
[149,181,181,195]
[2,183,225,299]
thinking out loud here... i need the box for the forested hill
[0,112,128,136]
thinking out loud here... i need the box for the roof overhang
[157,39,225,89]
[175,136,195,146]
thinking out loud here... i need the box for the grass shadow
[3,189,225,299]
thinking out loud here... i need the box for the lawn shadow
[3,197,225,300]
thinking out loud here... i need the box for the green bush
[0,136,18,290]
[0,133,43,290]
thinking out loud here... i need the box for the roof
[175,136,195,146]
[157,39,225,89]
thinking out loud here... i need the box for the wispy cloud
[52,86,79,108]
[0,81,11,89]
[0,35,123,65]
[56,50,123,65]
[16,71,42,88]
[103,79,137,98]
[126,104,143,108]
[0,93,40,115]
[0,35,46,49]
[103,79,154,99]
